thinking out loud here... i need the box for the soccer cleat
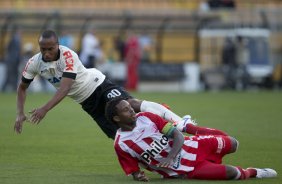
[174,115,197,132]
[182,115,197,126]
[255,168,277,178]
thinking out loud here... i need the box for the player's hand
[14,113,27,134]
[132,171,149,182]
[29,107,48,124]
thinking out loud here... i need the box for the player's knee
[229,136,239,153]
[225,165,241,180]
[127,98,142,112]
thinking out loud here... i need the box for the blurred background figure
[221,37,237,89]
[113,35,126,62]
[234,36,250,90]
[138,29,153,63]
[221,36,250,90]
[125,33,140,91]
[2,26,22,92]
[199,0,210,12]
[79,27,100,68]
[59,30,75,50]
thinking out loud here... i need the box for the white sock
[140,100,182,123]
[234,167,242,180]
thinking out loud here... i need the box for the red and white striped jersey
[22,45,105,103]
[114,112,203,178]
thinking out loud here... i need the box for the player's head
[105,97,137,128]
[38,30,59,62]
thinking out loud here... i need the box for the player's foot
[174,115,197,131]
[254,168,277,178]
[182,115,197,126]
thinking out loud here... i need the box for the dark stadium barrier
[138,63,185,81]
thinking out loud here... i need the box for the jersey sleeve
[61,49,79,79]
[114,136,140,175]
[139,112,176,137]
[22,58,37,83]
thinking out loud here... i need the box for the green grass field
[1,91,281,184]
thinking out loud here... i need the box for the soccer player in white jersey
[14,30,185,139]
[105,97,277,181]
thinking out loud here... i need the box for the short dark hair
[40,30,58,42]
[105,97,127,124]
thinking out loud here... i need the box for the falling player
[14,30,188,139]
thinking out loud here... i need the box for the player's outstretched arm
[14,82,30,134]
[132,171,149,182]
[30,77,74,124]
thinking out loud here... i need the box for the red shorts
[186,135,232,180]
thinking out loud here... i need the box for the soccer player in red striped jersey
[105,97,277,181]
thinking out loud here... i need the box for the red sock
[186,124,228,136]
[236,167,257,180]
[246,168,257,178]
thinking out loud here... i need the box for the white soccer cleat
[182,115,197,126]
[174,115,197,132]
[255,168,277,178]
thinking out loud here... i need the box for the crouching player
[105,97,277,181]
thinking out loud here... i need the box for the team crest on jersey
[141,135,169,164]
[56,62,64,72]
